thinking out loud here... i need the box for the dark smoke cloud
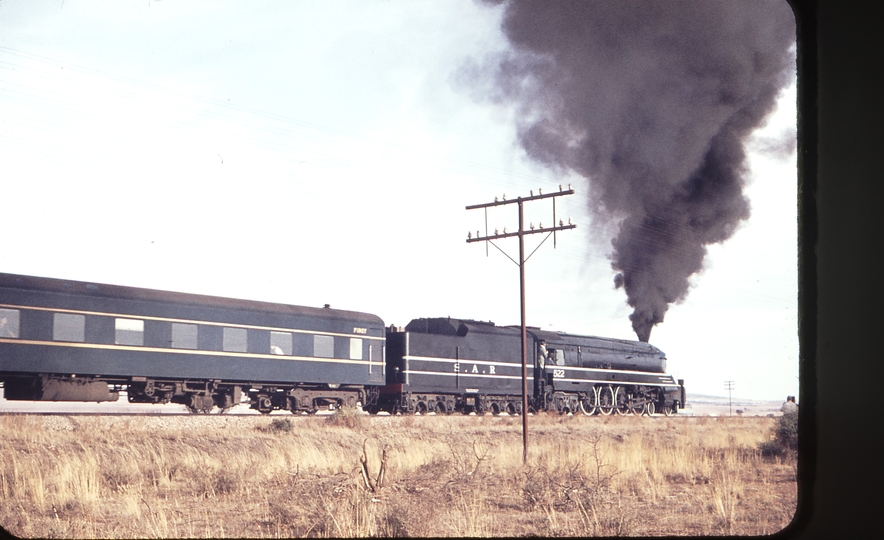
[474,0,795,342]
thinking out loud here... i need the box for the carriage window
[223,327,248,352]
[0,308,19,338]
[271,331,292,355]
[350,338,363,360]
[53,313,85,342]
[314,335,334,358]
[115,318,144,346]
[171,323,198,349]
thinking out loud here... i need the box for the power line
[724,380,735,416]
[466,185,577,465]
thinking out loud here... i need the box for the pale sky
[0,0,798,401]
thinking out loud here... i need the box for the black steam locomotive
[0,273,685,415]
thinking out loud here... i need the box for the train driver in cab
[538,340,548,368]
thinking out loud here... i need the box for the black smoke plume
[476,0,795,342]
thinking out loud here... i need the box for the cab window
[551,348,565,366]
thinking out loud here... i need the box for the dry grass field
[0,411,797,538]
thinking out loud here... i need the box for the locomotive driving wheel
[629,401,646,416]
[579,390,597,416]
[597,386,615,415]
[613,386,629,415]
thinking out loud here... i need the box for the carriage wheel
[435,402,446,415]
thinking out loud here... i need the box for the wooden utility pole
[466,186,576,464]
[724,380,735,416]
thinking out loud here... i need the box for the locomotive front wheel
[662,405,673,416]
[598,386,615,416]
[646,402,655,416]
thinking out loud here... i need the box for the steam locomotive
[0,273,685,415]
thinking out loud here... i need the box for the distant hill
[685,393,786,416]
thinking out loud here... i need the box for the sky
[0,0,798,402]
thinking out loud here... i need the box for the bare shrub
[759,410,799,458]
[265,417,294,433]
[327,406,367,430]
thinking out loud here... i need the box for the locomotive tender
[0,273,685,415]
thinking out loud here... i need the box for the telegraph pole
[724,380,735,416]
[466,185,576,464]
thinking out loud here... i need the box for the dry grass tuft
[0,412,797,537]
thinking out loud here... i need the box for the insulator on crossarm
[468,232,472,239]
[559,219,563,227]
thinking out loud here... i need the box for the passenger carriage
[0,273,385,413]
